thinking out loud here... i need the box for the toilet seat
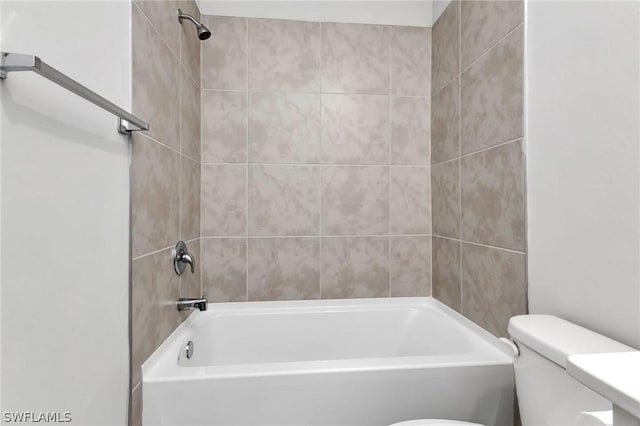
[389,420,484,426]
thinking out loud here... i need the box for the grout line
[459,22,524,76]
[432,234,526,255]
[457,0,463,314]
[387,25,392,298]
[431,137,523,167]
[201,162,428,167]
[201,234,434,239]
[245,17,250,303]
[319,22,323,300]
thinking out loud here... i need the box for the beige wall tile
[181,71,201,161]
[132,135,180,257]
[202,91,247,163]
[432,1,460,94]
[248,237,320,300]
[202,16,247,90]
[321,166,389,235]
[180,238,201,300]
[201,164,246,236]
[131,384,142,426]
[132,4,180,150]
[322,94,389,164]
[461,140,525,251]
[249,92,320,163]
[322,23,389,94]
[390,97,430,165]
[390,166,431,234]
[432,237,461,311]
[461,0,523,69]
[131,247,181,385]
[181,156,200,241]
[390,26,431,96]
[248,165,319,236]
[180,0,201,84]
[390,236,431,297]
[202,238,247,302]
[321,237,389,298]
[134,0,180,57]
[461,25,523,154]
[248,19,320,91]
[431,160,460,238]
[431,78,460,163]
[461,242,526,336]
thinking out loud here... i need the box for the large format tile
[390,97,430,165]
[390,167,431,234]
[202,91,247,163]
[321,166,389,235]
[134,0,180,57]
[432,237,461,312]
[431,78,459,163]
[180,0,201,84]
[181,156,200,241]
[131,384,142,426]
[461,25,523,154]
[390,26,431,96]
[431,160,460,238]
[248,238,320,300]
[390,236,431,297]
[248,165,319,236]
[461,140,525,251]
[181,70,201,161]
[180,238,201,300]
[201,238,247,302]
[322,23,389,94]
[201,164,247,236]
[132,135,180,257]
[461,242,526,336]
[131,247,181,385]
[249,18,320,91]
[322,94,389,164]
[249,92,320,163]
[202,16,247,90]
[321,237,389,298]
[432,1,460,94]
[461,0,523,69]
[132,4,180,150]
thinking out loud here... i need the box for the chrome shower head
[177,8,212,41]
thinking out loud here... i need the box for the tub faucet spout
[177,297,208,312]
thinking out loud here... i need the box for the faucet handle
[173,241,195,275]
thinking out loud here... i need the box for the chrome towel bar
[0,51,149,134]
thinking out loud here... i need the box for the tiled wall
[431,0,526,336]
[200,17,432,301]
[129,0,202,424]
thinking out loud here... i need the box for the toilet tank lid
[508,315,634,368]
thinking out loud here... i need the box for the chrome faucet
[173,241,195,275]
[177,297,208,312]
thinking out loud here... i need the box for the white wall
[1,2,130,424]
[432,0,450,24]
[197,1,433,27]
[526,0,640,348]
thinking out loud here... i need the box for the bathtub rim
[142,297,514,383]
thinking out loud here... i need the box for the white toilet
[389,314,634,426]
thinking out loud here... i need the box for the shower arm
[177,11,199,26]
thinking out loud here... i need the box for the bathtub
[142,297,514,426]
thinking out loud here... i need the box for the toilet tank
[508,315,634,426]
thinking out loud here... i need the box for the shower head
[177,8,212,41]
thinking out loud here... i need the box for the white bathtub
[142,297,514,426]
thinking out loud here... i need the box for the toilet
[389,315,634,426]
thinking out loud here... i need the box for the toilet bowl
[388,315,634,426]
